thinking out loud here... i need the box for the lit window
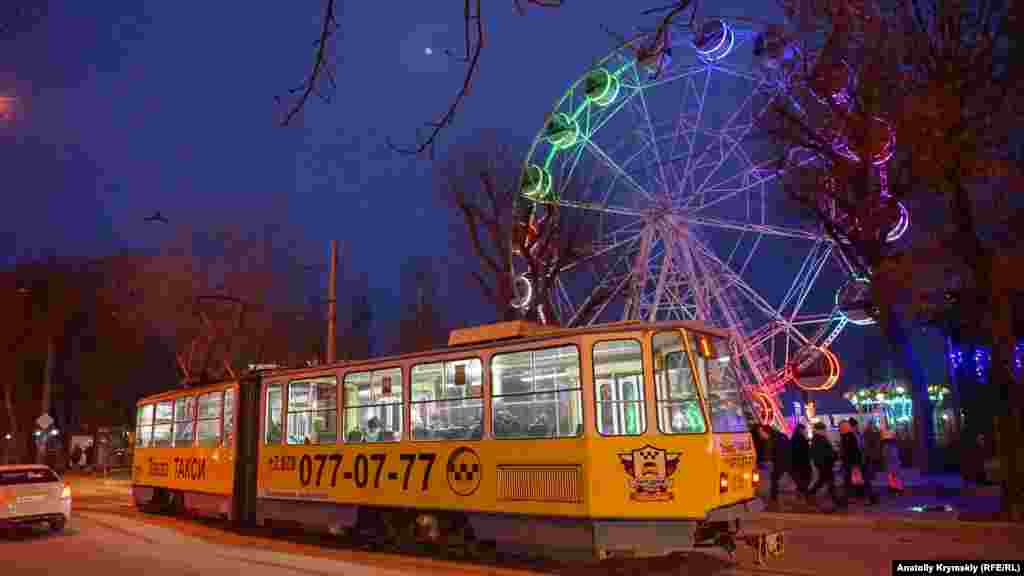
[594,340,646,436]
[344,368,402,443]
[152,401,173,448]
[286,377,337,445]
[135,404,154,448]
[492,346,581,439]
[196,391,223,448]
[265,385,283,444]
[172,396,197,447]
[653,331,706,434]
[411,359,483,441]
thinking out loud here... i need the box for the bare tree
[277,1,567,156]
[336,268,373,361]
[0,1,47,40]
[762,0,1024,516]
[100,223,323,385]
[437,131,616,326]
[394,256,449,355]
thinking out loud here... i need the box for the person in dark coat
[806,422,840,509]
[961,433,990,485]
[70,444,83,471]
[863,420,884,477]
[840,419,878,505]
[758,425,793,503]
[789,424,812,494]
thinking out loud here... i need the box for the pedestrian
[961,433,989,486]
[806,422,841,510]
[789,423,812,495]
[758,425,793,506]
[863,420,884,487]
[840,419,878,506]
[70,444,82,471]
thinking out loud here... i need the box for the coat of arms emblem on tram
[618,444,681,501]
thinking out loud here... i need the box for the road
[3,490,1021,576]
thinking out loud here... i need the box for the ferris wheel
[514,17,886,430]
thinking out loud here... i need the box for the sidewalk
[755,470,1021,534]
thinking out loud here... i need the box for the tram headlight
[719,473,729,493]
[752,470,760,486]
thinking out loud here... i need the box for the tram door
[597,374,644,435]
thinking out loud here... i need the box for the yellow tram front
[252,321,763,559]
[131,381,238,517]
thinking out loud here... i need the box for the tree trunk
[36,335,55,464]
[943,333,963,446]
[882,308,934,472]
[989,257,1024,521]
[1,379,16,465]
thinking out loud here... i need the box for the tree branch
[276,0,340,127]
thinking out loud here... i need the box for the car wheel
[50,517,66,533]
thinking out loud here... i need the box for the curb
[758,511,1024,535]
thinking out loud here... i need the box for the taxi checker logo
[446,446,482,496]
[618,444,681,501]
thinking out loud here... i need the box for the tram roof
[137,379,239,405]
[261,319,729,381]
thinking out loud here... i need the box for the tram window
[265,385,283,444]
[152,401,173,448]
[286,377,338,445]
[411,360,483,441]
[492,346,581,439]
[136,404,154,448]
[172,396,197,447]
[594,340,647,436]
[695,335,748,433]
[653,331,706,434]
[344,368,403,443]
[197,391,224,448]
[224,388,235,448]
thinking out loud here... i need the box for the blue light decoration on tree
[947,343,1024,383]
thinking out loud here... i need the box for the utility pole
[326,240,338,364]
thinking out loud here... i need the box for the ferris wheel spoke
[558,225,645,275]
[788,313,838,326]
[686,152,816,213]
[585,81,644,142]
[685,232,789,325]
[680,69,714,198]
[624,68,671,195]
[668,76,701,166]
[691,84,774,201]
[776,241,830,317]
[625,63,711,92]
[680,215,828,241]
[582,138,656,206]
[787,243,836,323]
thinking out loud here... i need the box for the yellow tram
[132,320,767,560]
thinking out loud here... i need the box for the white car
[0,464,71,533]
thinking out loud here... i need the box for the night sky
[1,2,949,415]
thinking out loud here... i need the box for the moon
[400,24,449,73]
